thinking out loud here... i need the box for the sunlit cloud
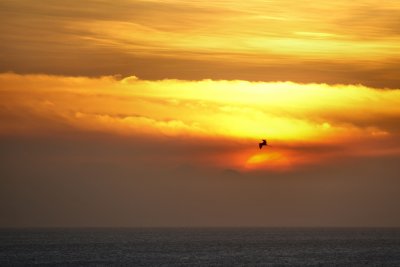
[1,0,400,87]
[1,73,399,171]
[2,0,400,229]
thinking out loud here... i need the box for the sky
[1,0,400,227]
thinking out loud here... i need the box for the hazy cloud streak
[1,0,399,87]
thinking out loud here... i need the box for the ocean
[1,228,400,266]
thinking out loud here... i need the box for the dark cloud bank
[1,132,400,227]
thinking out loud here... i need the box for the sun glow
[1,73,399,171]
[245,151,292,170]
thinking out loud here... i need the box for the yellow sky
[1,73,399,171]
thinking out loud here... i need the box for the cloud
[2,1,400,228]
[1,72,399,171]
[1,72,400,227]
[2,133,400,227]
[1,0,400,87]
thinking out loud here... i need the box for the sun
[244,150,292,171]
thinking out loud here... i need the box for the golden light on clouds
[74,0,400,58]
[1,0,400,171]
[1,73,399,170]
[1,0,400,87]
[2,0,400,228]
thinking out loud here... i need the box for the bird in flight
[259,139,268,149]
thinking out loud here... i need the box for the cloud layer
[1,0,400,87]
[2,1,400,227]
[1,73,399,170]
[1,73,400,227]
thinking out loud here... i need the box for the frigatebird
[259,139,268,149]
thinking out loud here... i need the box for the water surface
[1,228,400,266]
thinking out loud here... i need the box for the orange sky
[1,0,400,227]
[1,0,400,87]
[1,72,399,171]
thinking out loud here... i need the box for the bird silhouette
[259,139,268,149]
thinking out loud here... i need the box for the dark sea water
[1,228,400,266]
